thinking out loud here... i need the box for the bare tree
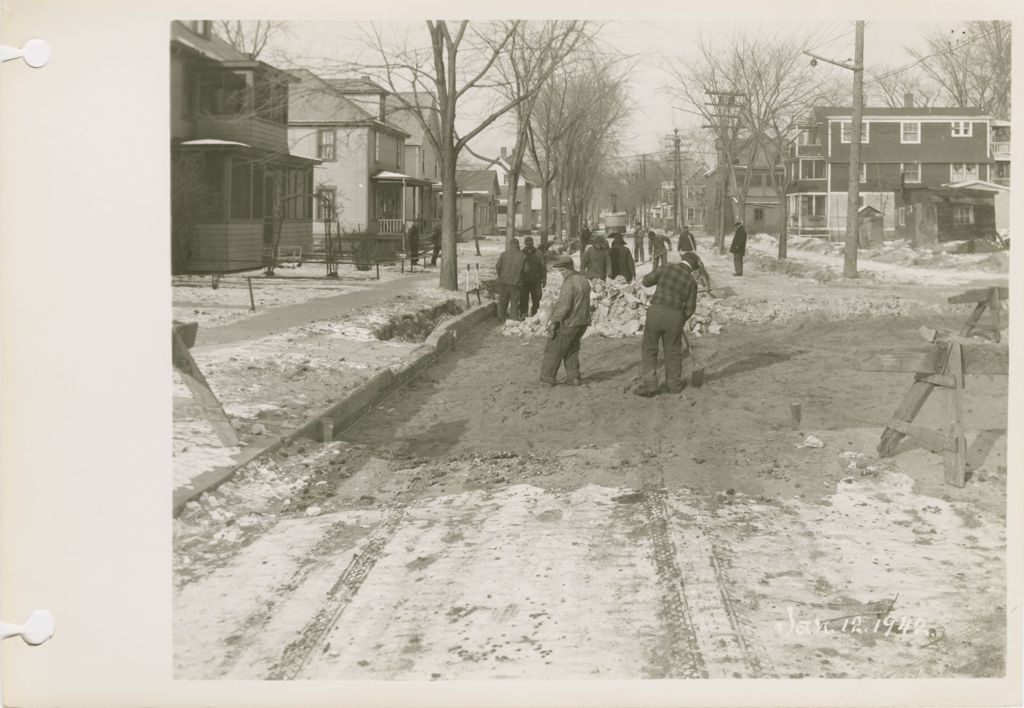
[347,20,584,290]
[216,21,290,59]
[867,65,942,108]
[491,21,592,246]
[906,21,1011,118]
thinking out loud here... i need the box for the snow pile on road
[502,275,724,339]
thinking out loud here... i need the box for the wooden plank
[916,373,956,388]
[948,286,1008,305]
[989,287,1002,343]
[943,342,967,487]
[855,343,1008,375]
[172,321,199,349]
[959,301,987,337]
[878,380,939,456]
[885,419,953,453]
[172,327,239,447]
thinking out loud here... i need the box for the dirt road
[174,254,1007,680]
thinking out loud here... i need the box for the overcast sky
[267,20,956,169]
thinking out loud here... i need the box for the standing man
[495,238,526,321]
[610,235,636,282]
[406,221,421,266]
[579,222,593,254]
[519,236,546,318]
[634,250,698,397]
[539,255,591,387]
[730,219,747,276]
[632,224,646,263]
[581,234,609,280]
[677,224,697,253]
[649,229,669,269]
[430,220,443,266]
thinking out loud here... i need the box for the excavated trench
[373,300,465,342]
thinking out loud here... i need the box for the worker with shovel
[539,255,591,387]
[634,250,699,397]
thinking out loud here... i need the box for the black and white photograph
[166,17,1015,684]
[6,5,1019,704]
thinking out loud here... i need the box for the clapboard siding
[194,116,288,152]
[184,220,312,272]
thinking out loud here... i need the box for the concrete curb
[173,301,497,516]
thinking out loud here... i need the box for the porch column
[401,179,406,228]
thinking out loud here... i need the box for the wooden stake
[943,341,967,487]
[247,276,256,312]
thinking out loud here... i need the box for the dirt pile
[502,276,724,339]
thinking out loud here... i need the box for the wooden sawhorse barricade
[855,334,1008,487]
[172,321,238,447]
[950,286,1008,342]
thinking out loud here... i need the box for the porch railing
[993,177,1010,187]
[991,141,1010,158]
[378,219,405,235]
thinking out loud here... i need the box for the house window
[951,121,973,137]
[951,163,979,182]
[898,206,906,226]
[901,122,921,143]
[199,69,250,116]
[800,159,825,180]
[753,207,765,221]
[953,205,975,225]
[503,172,510,185]
[840,121,869,143]
[798,127,821,145]
[802,195,826,217]
[317,128,336,161]
[316,186,337,221]
[901,162,921,183]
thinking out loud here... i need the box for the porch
[372,170,433,240]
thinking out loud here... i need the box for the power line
[865,21,1010,86]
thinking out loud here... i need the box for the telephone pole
[673,129,682,232]
[805,21,865,278]
[703,90,746,254]
[640,153,648,228]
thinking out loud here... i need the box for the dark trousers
[733,252,744,275]
[540,325,587,384]
[633,242,645,262]
[497,283,521,321]
[431,243,441,266]
[519,280,543,318]
[641,304,687,392]
[652,252,667,269]
[409,239,419,265]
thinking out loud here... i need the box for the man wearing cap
[540,255,591,387]
[635,250,698,396]
[730,219,747,276]
[519,236,546,318]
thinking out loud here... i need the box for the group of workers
[540,219,749,395]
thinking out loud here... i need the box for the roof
[455,170,498,194]
[946,180,1011,192]
[371,170,431,186]
[329,77,389,95]
[171,21,251,63]
[179,138,251,148]
[813,105,989,120]
[289,69,408,137]
[384,92,438,145]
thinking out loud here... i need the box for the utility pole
[640,153,647,229]
[805,20,865,278]
[673,129,682,232]
[703,90,746,254]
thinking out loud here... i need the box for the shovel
[681,328,705,388]
[698,286,736,298]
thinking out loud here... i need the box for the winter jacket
[678,229,697,252]
[521,245,546,284]
[581,238,609,280]
[495,246,526,285]
[610,243,635,282]
[550,271,592,327]
[730,225,748,256]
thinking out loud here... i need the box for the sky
[266,20,958,170]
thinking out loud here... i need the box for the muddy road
[174,272,1007,680]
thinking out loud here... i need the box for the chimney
[500,146,508,159]
[904,91,914,108]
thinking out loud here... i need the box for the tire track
[266,505,407,680]
[708,540,777,678]
[641,488,708,678]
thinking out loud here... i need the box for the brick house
[170,20,318,273]
[786,105,996,239]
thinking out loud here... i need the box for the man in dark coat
[579,223,593,253]
[632,225,646,263]
[406,222,421,266]
[519,236,546,318]
[540,255,591,387]
[730,219,747,275]
[678,225,697,252]
[430,221,442,266]
[581,235,609,280]
[635,250,698,397]
[494,238,526,321]
[609,235,635,282]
